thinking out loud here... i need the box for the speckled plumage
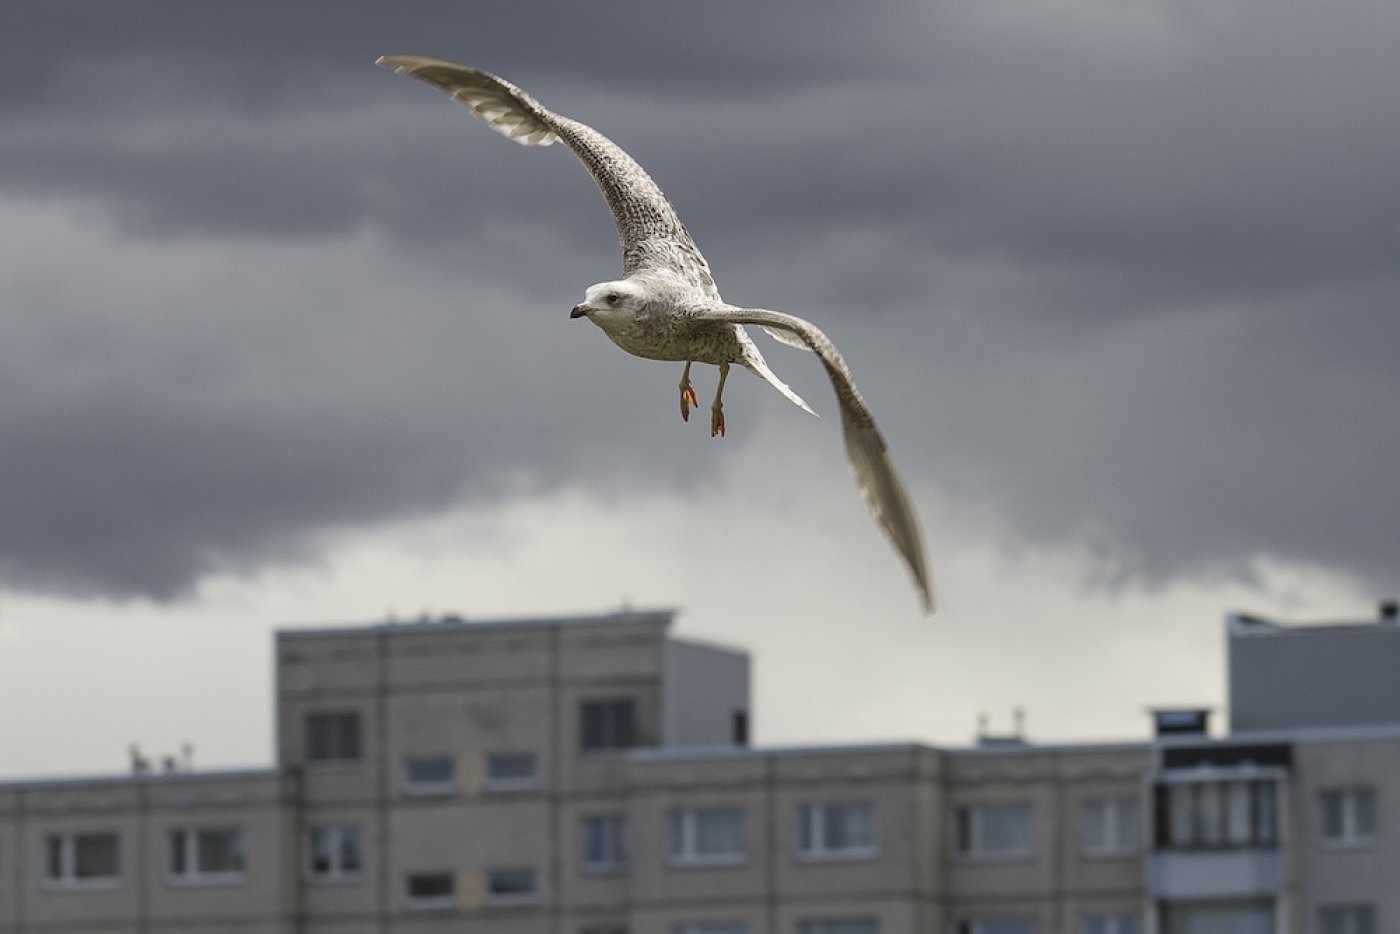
[377,55,933,614]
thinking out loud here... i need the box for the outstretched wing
[709,306,933,614]
[376,55,716,294]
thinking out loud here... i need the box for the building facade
[2,606,1397,934]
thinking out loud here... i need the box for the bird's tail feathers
[742,358,818,417]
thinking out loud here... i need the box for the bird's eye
[605,292,620,305]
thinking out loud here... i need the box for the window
[306,824,362,881]
[44,832,120,887]
[1321,789,1376,844]
[797,803,877,860]
[403,755,455,794]
[798,920,879,934]
[956,920,1035,934]
[404,871,455,908]
[1081,798,1140,855]
[169,826,246,883]
[1321,905,1377,934]
[954,803,1033,859]
[1083,913,1140,934]
[1157,780,1277,849]
[581,814,627,871]
[1160,902,1272,934]
[670,806,746,864]
[486,752,538,789]
[486,867,537,905]
[307,711,361,764]
[581,699,637,751]
[668,924,749,934]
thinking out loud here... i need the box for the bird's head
[571,280,645,326]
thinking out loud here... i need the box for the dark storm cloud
[2,0,1397,598]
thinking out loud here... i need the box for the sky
[2,0,1397,778]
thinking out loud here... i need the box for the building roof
[275,606,677,640]
[0,766,279,792]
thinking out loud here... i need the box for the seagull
[377,55,933,614]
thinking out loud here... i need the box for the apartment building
[1,605,1397,934]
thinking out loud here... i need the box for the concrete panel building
[3,604,1399,933]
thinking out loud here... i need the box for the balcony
[1148,848,1282,899]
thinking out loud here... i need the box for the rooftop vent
[976,708,1030,748]
[1151,708,1211,737]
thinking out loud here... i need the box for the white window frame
[485,866,538,906]
[1082,912,1141,934]
[402,755,456,795]
[485,751,538,791]
[669,806,747,866]
[304,823,362,883]
[796,802,878,861]
[168,826,247,886]
[1320,788,1376,846]
[43,832,122,890]
[954,802,1035,860]
[403,870,456,910]
[580,813,628,873]
[1080,797,1140,856]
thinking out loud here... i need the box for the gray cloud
[2,0,1397,599]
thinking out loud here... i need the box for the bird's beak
[570,303,589,319]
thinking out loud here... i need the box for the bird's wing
[376,55,716,294]
[707,305,933,614]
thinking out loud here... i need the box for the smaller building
[1229,601,1400,732]
[2,604,1399,934]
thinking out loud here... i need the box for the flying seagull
[376,54,933,614]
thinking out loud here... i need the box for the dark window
[307,824,362,879]
[403,755,455,789]
[732,710,749,745]
[405,871,455,901]
[581,699,637,751]
[1155,779,1279,849]
[45,832,120,883]
[1161,743,1291,769]
[1320,905,1376,934]
[581,814,627,870]
[169,827,246,879]
[486,866,537,901]
[307,711,361,763]
[486,752,537,786]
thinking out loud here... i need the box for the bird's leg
[679,361,698,422]
[710,362,730,438]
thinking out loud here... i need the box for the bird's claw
[710,405,725,438]
[680,385,698,422]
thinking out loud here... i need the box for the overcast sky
[2,0,1397,777]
